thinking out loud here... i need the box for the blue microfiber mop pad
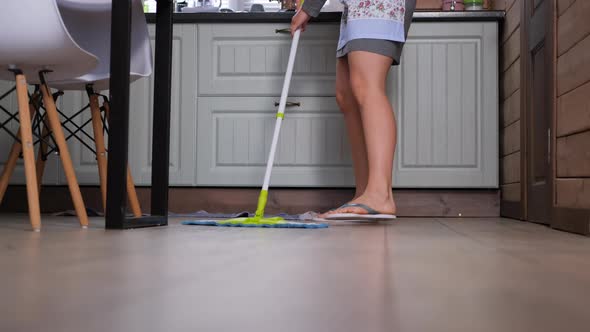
[181,219,329,229]
[170,210,304,220]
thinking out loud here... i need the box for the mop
[183,29,328,229]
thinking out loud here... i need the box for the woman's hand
[290,9,311,37]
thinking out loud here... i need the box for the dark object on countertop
[176,1,188,12]
[250,3,265,11]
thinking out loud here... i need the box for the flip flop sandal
[304,208,359,223]
[324,203,397,221]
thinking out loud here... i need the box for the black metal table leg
[106,0,132,229]
[150,0,174,218]
[105,0,171,229]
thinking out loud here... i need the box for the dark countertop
[145,10,505,24]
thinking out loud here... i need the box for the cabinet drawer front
[196,97,355,186]
[198,24,339,97]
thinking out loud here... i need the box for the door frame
[521,0,590,235]
[501,0,535,222]
[522,0,554,225]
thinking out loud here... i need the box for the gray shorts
[336,0,416,66]
[336,39,406,66]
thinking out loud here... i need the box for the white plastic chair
[0,0,99,231]
[45,0,153,216]
[52,0,153,91]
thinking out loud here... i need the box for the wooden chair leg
[89,94,108,213]
[1,93,40,207]
[14,74,41,231]
[0,136,22,205]
[103,99,142,217]
[40,81,89,228]
[126,167,142,217]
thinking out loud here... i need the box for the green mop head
[182,190,329,229]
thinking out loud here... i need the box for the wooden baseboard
[552,207,590,236]
[0,186,500,218]
[500,200,524,220]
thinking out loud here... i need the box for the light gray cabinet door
[198,23,339,97]
[127,24,198,186]
[0,80,59,185]
[389,22,499,188]
[57,24,198,186]
[196,97,354,187]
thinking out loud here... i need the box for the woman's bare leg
[328,51,397,215]
[335,57,369,199]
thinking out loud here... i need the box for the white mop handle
[261,29,301,191]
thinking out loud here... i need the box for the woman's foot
[320,191,396,218]
[316,191,362,218]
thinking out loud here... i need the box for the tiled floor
[1,215,589,332]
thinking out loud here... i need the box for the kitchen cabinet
[390,22,498,187]
[197,21,498,187]
[1,19,499,188]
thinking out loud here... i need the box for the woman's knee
[347,52,391,106]
[335,84,358,115]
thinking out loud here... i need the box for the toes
[342,208,362,214]
[321,207,343,217]
[328,207,363,215]
[321,204,367,217]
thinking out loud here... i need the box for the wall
[555,0,590,209]
[498,0,523,209]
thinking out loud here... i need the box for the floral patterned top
[344,0,406,22]
[302,0,407,51]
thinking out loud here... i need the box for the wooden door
[524,0,554,224]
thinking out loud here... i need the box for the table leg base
[107,215,168,229]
